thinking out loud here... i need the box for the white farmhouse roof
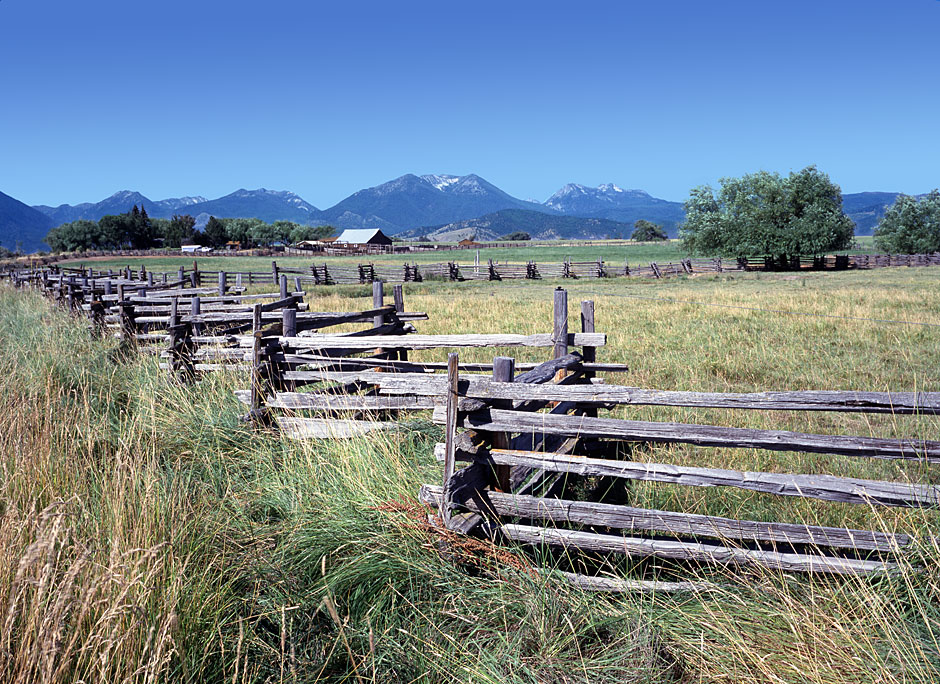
[335,228,386,244]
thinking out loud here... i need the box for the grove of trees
[632,219,668,241]
[44,206,336,253]
[680,166,854,265]
[873,190,940,254]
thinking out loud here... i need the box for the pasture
[0,263,938,683]
[55,237,878,274]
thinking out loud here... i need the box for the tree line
[44,207,336,253]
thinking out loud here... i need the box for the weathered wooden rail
[230,287,625,440]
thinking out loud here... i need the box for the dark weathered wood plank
[452,409,940,462]
[485,448,940,508]
[418,485,910,551]
[447,383,940,415]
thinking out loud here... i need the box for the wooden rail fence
[3,267,939,592]
[5,251,940,291]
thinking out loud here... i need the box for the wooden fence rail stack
[403,353,940,588]
[3,266,940,592]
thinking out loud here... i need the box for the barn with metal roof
[334,228,393,245]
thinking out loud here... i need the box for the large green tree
[632,219,668,241]
[680,166,854,264]
[290,224,336,243]
[221,218,265,247]
[202,216,229,248]
[45,220,102,252]
[873,190,940,254]
[164,214,196,247]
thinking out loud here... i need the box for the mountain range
[0,191,55,253]
[0,173,925,253]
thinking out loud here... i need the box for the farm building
[181,244,212,254]
[334,228,393,246]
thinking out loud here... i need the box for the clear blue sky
[1,0,938,208]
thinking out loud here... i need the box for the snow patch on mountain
[421,174,461,191]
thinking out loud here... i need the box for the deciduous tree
[873,190,940,254]
[632,219,668,241]
[680,166,854,265]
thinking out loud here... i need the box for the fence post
[553,287,568,360]
[393,284,408,361]
[271,260,279,285]
[191,296,202,335]
[442,352,459,527]
[218,271,227,296]
[250,304,264,414]
[373,280,385,328]
[580,300,597,417]
[282,306,297,337]
[491,356,515,492]
[279,274,289,300]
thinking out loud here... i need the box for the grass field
[56,236,878,274]
[1,263,938,683]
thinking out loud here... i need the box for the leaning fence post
[442,352,460,527]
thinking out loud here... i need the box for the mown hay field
[0,264,937,683]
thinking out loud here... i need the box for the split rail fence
[6,250,940,291]
[3,266,939,591]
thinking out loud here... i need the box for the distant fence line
[18,251,940,287]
